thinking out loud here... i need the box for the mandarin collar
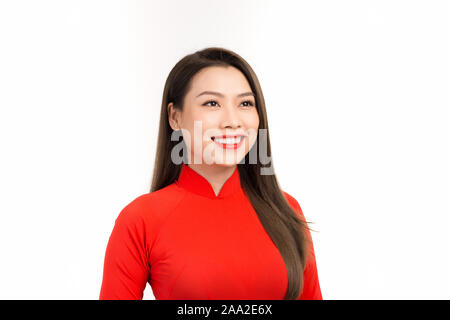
[175,163,241,199]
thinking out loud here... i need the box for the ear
[167,102,180,131]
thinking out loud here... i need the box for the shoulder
[115,183,186,229]
[282,190,304,217]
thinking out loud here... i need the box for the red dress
[100,164,323,300]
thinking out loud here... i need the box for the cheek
[244,111,260,132]
[244,112,260,148]
[181,117,217,153]
[246,107,259,123]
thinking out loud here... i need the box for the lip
[211,134,246,139]
[211,135,245,150]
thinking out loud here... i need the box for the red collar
[175,163,241,199]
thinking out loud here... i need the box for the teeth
[214,136,243,144]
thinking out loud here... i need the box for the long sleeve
[283,192,323,300]
[99,201,150,300]
[298,231,323,300]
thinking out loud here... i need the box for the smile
[211,136,245,149]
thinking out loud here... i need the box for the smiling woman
[99,47,322,300]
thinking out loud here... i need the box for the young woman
[99,47,323,300]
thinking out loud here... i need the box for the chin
[214,162,239,167]
[199,149,245,166]
[200,156,241,167]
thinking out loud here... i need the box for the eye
[241,100,255,107]
[202,99,255,108]
[202,100,219,107]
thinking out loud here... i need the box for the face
[168,66,260,167]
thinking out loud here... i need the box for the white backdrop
[0,0,449,299]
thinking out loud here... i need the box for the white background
[0,0,449,299]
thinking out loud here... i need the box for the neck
[187,164,237,196]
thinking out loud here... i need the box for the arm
[298,228,323,300]
[99,201,150,300]
[283,192,323,300]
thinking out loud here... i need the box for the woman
[99,47,322,300]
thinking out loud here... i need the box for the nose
[221,103,242,129]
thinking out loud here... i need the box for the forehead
[188,66,252,95]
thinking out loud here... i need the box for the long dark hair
[150,47,314,299]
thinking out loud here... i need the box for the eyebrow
[196,91,255,98]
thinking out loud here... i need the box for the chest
[148,199,288,299]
